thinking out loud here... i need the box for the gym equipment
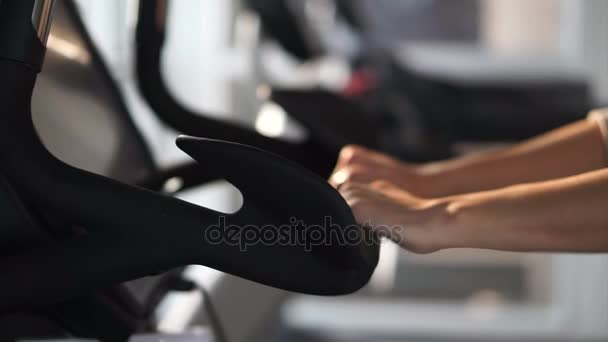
[31,0,226,319]
[137,0,449,163]
[0,0,379,339]
[243,0,366,60]
[136,0,338,178]
[243,0,321,61]
[246,0,592,142]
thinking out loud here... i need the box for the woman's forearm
[439,168,608,252]
[420,119,607,197]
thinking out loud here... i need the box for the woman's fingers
[332,145,396,176]
[337,181,443,254]
[330,163,384,188]
[338,182,386,225]
[329,147,398,187]
[330,145,427,196]
[338,182,414,226]
[369,180,424,205]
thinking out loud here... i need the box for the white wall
[482,0,561,55]
[560,0,608,104]
[579,0,608,103]
[482,0,608,104]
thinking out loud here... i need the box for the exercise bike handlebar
[0,0,378,313]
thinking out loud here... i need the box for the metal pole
[31,0,55,45]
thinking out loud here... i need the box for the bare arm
[440,168,608,252]
[422,118,606,196]
[339,168,608,253]
[332,116,607,197]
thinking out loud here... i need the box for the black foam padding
[0,58,378,312]
[0,0,46,70]
[0,174,49,257]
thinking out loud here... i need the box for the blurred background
[37,0,608,341]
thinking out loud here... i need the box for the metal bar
[31,0,55,45]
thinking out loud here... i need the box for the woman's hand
[338,181,450,254]
[331,117,608,198]
[329,145,434,197]
[341,168,608,254]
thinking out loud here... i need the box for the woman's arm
[441,168,608,252]
[339,168,608,253]
[332,114,607,197]
[421,116,607,196]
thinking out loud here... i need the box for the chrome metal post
[31,0,55,45]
